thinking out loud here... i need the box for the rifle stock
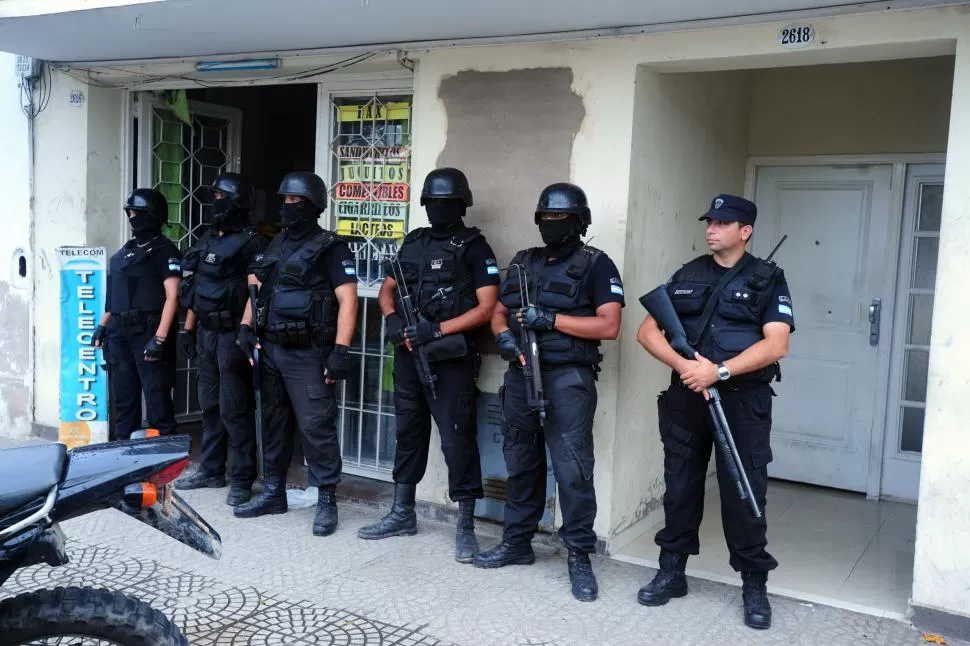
[640,284,763,518]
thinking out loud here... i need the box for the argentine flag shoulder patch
[167,258,181,272]
[610,284,624,296]
[487,265,499,275]
[778,304,793,316]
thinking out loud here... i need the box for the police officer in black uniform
[635,194,794,629]
[357,168,499,564]
[93,188,182,440]
[233,171,358,538]
[474,183,625,603]
[174,173,268,506]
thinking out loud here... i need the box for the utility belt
[669,363,779,391]
[197,310,241,333]
[262,321,317,349]
[112,310,160,334]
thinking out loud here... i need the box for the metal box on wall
[474,391,557,531]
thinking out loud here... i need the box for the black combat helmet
[534,183,591,232]
[124,188,168,224]
[209,172,255,211]
[278,171,328,211]
[420,167,473,207]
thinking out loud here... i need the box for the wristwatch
[717,363,731,381]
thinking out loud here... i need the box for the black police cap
[699,194,757,226]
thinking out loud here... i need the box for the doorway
[130,82,417,481]
[750,161,942,502]
[133,84,318,423]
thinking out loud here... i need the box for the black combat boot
[225,482,252,507]
[312,486,339,537]
[567,550,598,602]
[233,476,287,518]
[358,484,417,539]
[175,471,226,490]
[741,571,772,629]
[637,549,689,606]
[472,541,536,569]
[454,499,479,564]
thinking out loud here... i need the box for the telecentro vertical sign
[57,246,109,447]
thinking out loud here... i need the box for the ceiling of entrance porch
[0,0,958,63]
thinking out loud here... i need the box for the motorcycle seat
[0,443,67,520]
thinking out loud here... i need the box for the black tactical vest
[667,253,780,381]
[255,230,340,345]
[499,244,604,368]
[186,228,258,318]
[107,237,177,316]
[395,227,482,322]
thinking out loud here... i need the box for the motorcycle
[0,430,221,646]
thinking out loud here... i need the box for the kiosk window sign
[329,95,412,287]
[57,246,109,448]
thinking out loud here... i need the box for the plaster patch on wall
[0,280,29,378]
[0,279,31,439]
[435,68,586,281]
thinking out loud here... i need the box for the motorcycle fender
[123,487,222,560]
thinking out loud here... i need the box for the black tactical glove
[495,330,524,363]
[92,325,107,347]
[144,335,167,361]
[180,328,197,360]
[325,344,352,381]
[384,313,406,345]
[519,306,557,331]
[404,319,442,347]
[235,324,258,363]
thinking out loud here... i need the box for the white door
[752,165,895,492]
[880,164,944,501]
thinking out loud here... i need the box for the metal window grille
[139,96,241,422]
[328,93,412,477]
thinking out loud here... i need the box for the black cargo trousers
[259,340,342,487]
[194,325,257,487]
[500,363,598,554]
[391,343,484,502]
[653,380,778,573]
[106,316,177,440]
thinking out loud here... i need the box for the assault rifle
[508,264,548,427]
[248,284,265,481]
[640,287,763,519]
[389,256,438,400]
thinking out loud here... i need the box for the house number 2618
[779,24,815,48]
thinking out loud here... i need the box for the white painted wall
[410,42,637,536]
[0,53,32,441]
[748,56,953,156]
[611,68,750,539]
[912,28,970,625]
[31,70,125,430]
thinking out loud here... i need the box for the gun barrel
[248,284,265,481]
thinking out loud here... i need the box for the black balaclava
[426,200,465,236]
[209,197,248,230]
[538,214,582,258]
[129,211,160,244]
[280,199,319,237]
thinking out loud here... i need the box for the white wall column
[911,30,970,640]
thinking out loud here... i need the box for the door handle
[868,298,882,347]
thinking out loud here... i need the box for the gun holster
[424,332,468,362]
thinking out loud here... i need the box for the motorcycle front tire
[0,586,187,646]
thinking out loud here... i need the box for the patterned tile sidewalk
[1,487,964,646]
